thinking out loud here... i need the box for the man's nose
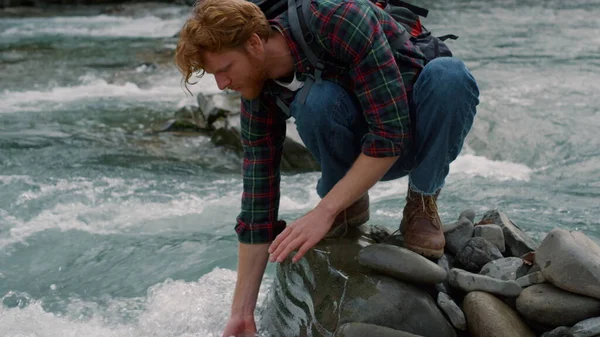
[215,74,231,91]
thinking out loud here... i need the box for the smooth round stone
[463,291,536,337]
[358,244,447,285]
[535,228,600,300]
[516,283,600,327]
[335,323,423,337]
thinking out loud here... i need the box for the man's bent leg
[401,57,480,258]
[290,80,370,232]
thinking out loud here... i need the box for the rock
[515,283,600,327]
[478,210,538,257]
[541,326,571,337]
[480,257,528,281]
[281,137,321,173]
[335,323,423,337]
[367,225,393,244]
[436,254,453,294]
[358,244,447,285]
[437,292,467,331]
[569,316,600,337]
[535,228,600,300]
[210,127,242,154]
[443,217,474,255]
[455,237,503,272]
[463,291,535,337]
[473,224,505,252]
[259,227,456,337]
[459,209,476,223]
[151,118,211,134]
[196,91,241,126]
[449,268,522,297]
[516,271,545,288]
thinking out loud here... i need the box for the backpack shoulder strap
[286,0,324,105]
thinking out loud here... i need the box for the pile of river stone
[259,209,600,337]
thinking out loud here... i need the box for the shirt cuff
[235,219,287,244]
[361,133,407,158]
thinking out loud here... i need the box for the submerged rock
[516,283,600,327]
[259,227,456,337]
[535,228,600,300]
[463,291,535,337]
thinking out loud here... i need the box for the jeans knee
[418,57,479,103]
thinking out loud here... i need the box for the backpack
[249,0,457,114]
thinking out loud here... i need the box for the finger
[292,239,316,263]
[271,229,301,261]
[269,227,291,254]
[276,237,305,263]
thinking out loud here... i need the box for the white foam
[0,268,272,337]
[1,14,186,38]
[449,153,533,181]
[0,74,220,114]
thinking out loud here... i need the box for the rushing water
[0,0,599,336]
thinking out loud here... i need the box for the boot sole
[403,243,444,259]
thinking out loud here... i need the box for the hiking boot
[400,187,445,259]
[325,193,370,238]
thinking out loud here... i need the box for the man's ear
[245,33,264,56]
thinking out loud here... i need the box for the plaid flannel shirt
[235,0,426,244]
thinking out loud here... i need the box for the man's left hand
[268,206,336,263]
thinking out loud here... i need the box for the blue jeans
[290,57,480,197]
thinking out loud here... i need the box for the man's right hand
[222,314,257,337]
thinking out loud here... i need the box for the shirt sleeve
[314,1,422,158]
[234,94,287,244]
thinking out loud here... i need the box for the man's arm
[223,95,286,336]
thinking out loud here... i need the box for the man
[175,0,479,335]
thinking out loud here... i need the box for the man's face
[202,38,267,100]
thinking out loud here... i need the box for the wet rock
[449,268,522,297]
[443,216,474,255]
[478,210,538,257]
[535,228,600,300]
[516,283,600,327]
[196,91,241,125]
[358,244,447,285]
[437,292,467,331]
[480,257,528,281]
[473,224,505,252]
[463,291,535,337]
[259,227,456,337]
[455,237,503,272]
[367,225,393,244]
[569,316,600,337]
[335,323,423,337]
[516,271,545,288]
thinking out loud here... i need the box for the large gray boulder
[535,228,600,300]
[259,227,456,337]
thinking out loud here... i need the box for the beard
[239,50,268,100]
